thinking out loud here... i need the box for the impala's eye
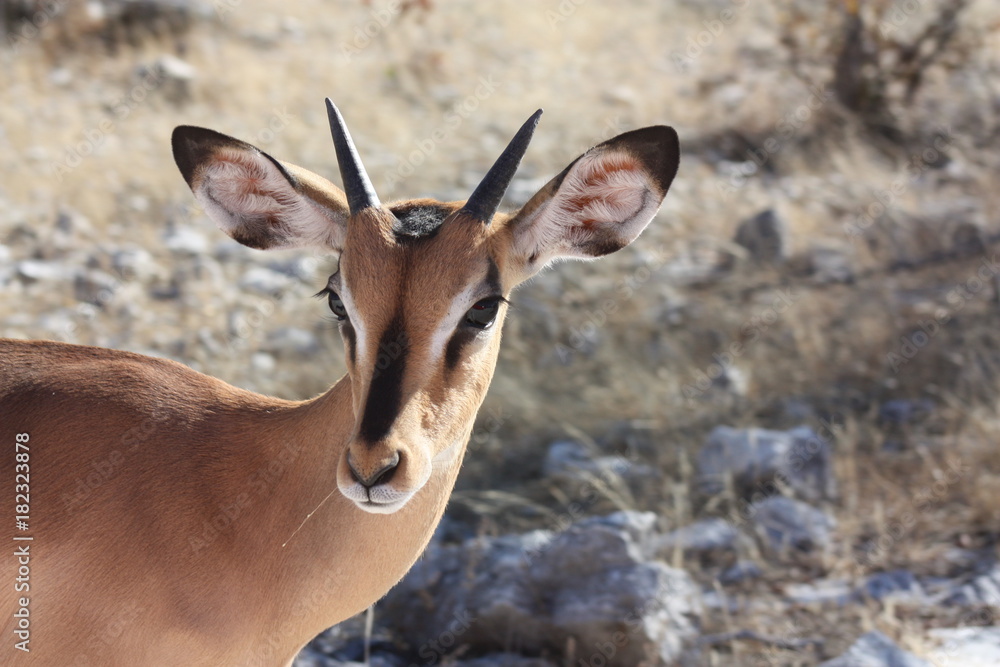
[327,291,348,320]
[465,298,502,330]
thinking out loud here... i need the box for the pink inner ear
[559,153,649,228]
[203,148,292,218]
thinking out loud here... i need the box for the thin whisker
[282,486,340,548]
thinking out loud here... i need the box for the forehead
[339,203,503,304]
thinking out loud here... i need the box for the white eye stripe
[427,283,495,365]
[335,278,369,364]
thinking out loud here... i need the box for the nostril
[348,451,402,488]
[370,451,401,487]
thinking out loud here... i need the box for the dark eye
[465,298,502,330]
[327,291,348,320]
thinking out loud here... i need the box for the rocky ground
[2,0,1000,665]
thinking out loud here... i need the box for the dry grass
[3,0,1000,664]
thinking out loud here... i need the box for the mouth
[338,480,415,514]
[354,497,408,515]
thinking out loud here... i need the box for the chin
[353,498,410,515]
[338,482,418,514]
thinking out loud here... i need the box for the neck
[242,376,468,662]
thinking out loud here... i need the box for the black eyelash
[314,287,332,299]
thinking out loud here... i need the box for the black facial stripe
[444,330,467,373]
[358,315,408,444]
[485,258,502,297]
[342,321,357,367]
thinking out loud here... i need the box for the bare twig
[698,629,825,651]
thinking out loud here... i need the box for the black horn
[462,109,542,224]
[326,98,380,215]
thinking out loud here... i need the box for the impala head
[172,99,679,514]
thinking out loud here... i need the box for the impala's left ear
[172,126,350,252]
[505,126,679,276]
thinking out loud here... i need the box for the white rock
[928,627,1000,667]
[164,227,210,255]
[819,631,929,667]
[751,496,836,553]
[16,260,73,283]
[238,266,295,296]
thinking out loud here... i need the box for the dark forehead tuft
[389,203,453,242]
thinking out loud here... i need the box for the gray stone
[263,327,321,357]
[857,570,925,603]
[380,511,701,667]
[136,54,196,104]
[719,560,762,585]
[293,654,404,667]
[654,518,740,557]
[542,441,658,497]
[952,221,987,257]
[164,226,209,255]
[807,243,854,283]
[734,209,786,265]
[878,399,935,427]
[267,256,323,283]
[945,562,1000,607]
[819,630,929,667]
[696,426,836,502]
[785,578,852,605]
[751,496,835,553]
[74,269,120,306]
[111,246,158,281]
[0,244,12,287]
[451,655,556,667]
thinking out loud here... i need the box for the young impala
[0,99,678,665]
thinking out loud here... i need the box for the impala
[0,99,679,665]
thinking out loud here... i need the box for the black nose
[348,451,401,488]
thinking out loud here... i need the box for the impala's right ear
[504,126,679,278]
[171,126,350,251]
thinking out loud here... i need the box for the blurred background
[1,0,999,664]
